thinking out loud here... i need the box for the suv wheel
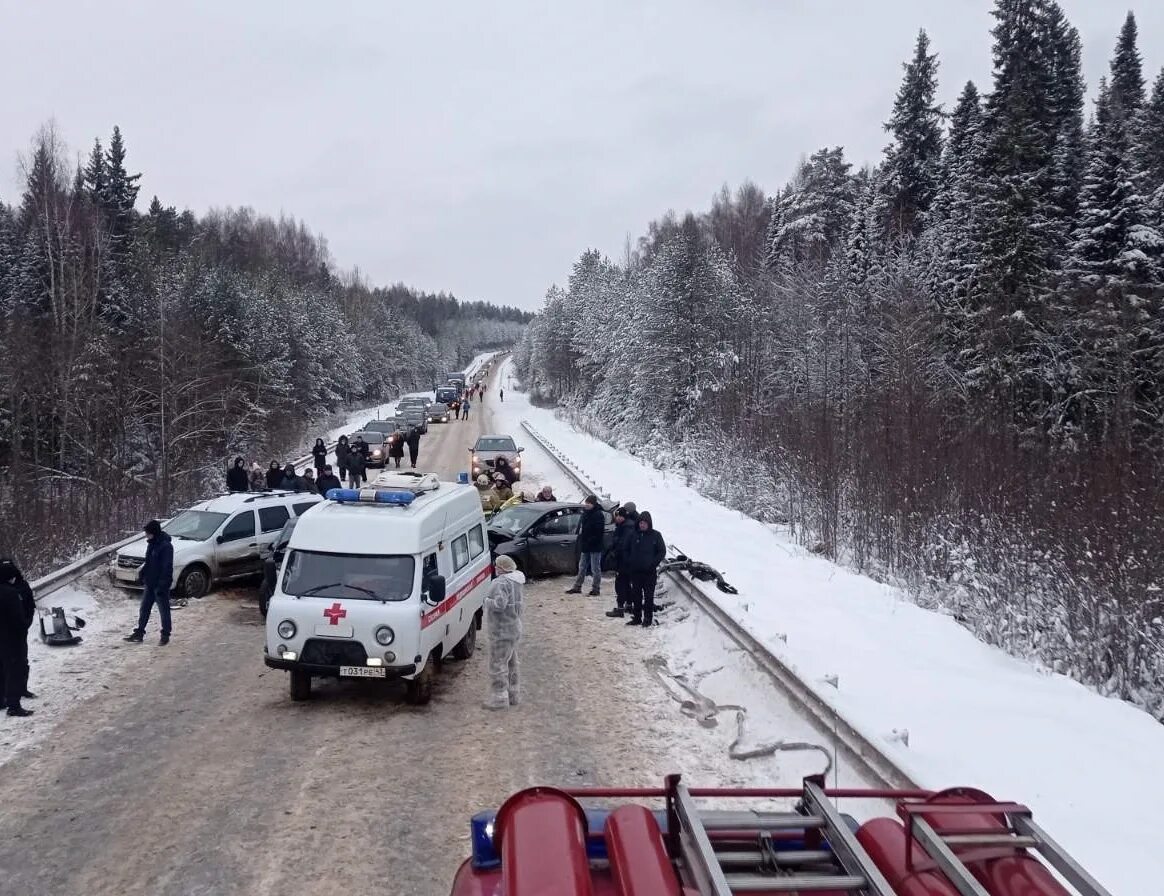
[405,654,434,705]
[179,565,211,600]
[452,620,477,660]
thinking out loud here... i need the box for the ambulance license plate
[340,665,386,679]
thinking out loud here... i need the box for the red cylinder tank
[494,787,593,896]
[603,804,682,896]
[857,818,962,896]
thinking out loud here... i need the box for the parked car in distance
[470,435,524,481]
[487,501,617,577]
[399,407,428,434]
[426,402,450,423]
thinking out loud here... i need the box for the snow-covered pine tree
[766,147,855,271]
[879,29,944,240]
[1135,68,1164,194]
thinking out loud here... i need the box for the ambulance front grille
[300,639,368,667]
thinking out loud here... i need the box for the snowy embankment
[492,358,1157,895]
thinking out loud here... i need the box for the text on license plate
[339,665,386,679]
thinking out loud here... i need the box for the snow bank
[492,359,1158,895]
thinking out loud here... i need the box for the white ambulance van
[263,473,491,703]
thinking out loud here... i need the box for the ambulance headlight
[374,625,395,646]
[277,619,297,639]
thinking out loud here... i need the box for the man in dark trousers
[406,425,422,468]
[0,558,37,717]
[625,511,666,627]
[605,503,639,618]
[124,520,174,645]
[226,456,249,492]
[565,495,606,596]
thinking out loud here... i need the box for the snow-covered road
[0,358,874,896]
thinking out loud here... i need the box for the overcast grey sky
[2,1,1162,310]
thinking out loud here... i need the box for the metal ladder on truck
[667,774,900,895]
[897,798,1113,896]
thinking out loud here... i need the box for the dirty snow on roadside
[492,357,1160,896]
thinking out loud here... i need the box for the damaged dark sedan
[488,500,618,577]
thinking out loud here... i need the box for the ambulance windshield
[282,551,415,602]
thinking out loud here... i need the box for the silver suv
[470,435,524,483]
[110,491,324,599]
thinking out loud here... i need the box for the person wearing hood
[311,438,328,474]
[388,430,406,468]
[226,456,249,492]
[535,485,556,502]
[316,465,342,495]
[346,446,367,489]
[335,435,352,483]
[249,462,265,492]
[485,475,513,513]
[483,554,525,709]
[281,464,305,492]
[406,425,422,468]
[625,511,666,627]
[605,503,640,618]
[0,558,37,717]
[266,461,284,490]
[124,520,175,645]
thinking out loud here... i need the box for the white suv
[110,491,324,599]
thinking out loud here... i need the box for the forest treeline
[0,123,528,573]
[516,4,1164,714]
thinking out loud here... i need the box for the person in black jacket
[226,456,249,492]
[280,464,305,492]
[406,425,422,468]
[335,435,352,483]
[625,511,666,626]
[266,461,284,490]
[124,520,175,645]
[311,438,328,474]
[347,447,367,489]
[604,504,640,618]
[565,495,606,596]
[316,465,343,495]
[0,558,37,717]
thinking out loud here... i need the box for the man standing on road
[317,465,342,495]
[124,520,174,645]
[500,387,504,402]
[347,447,367,489]
[625,511,666,627]
[483,554,525,709]
[406,425,422,468]
[461,397,472,421]
[605,503,639,618]
[0,558,37,717]
[565,495,606,596]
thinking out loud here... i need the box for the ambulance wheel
[179,565,210,600]
[405,657,434,705]
[452,621,477,660]
[289,670,312,701]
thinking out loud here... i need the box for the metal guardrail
[519,418,918,791]
[30,441,337,604]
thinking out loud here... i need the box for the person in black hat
[123,520,174,645]
[0,558,37,716]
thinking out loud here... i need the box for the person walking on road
[266,461,284,490]
[461,397,472,421]
[483,554,525,709]
[605,503,639,618]
[311,438,328,475]
[226,456,249,492]
[625,511,666,627]
[565,495,606,596]
[124,520,174,645]
[406,425,421,468]
[0,558,37,717]
[347,447,367,489]
[500,387,504,402]
[335,435,352,483]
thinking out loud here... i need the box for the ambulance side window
[467,525,485,559]
[451,535,470,572]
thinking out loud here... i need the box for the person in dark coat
[604,504,640,618]
[266,461,284,490]
[535,485,556,502]
[335,435,352,483]
[388,431,405,468]
[302,469,318,494]
[226,456,249,492]
[624,511,666,627]
[405,425,421,468]
[565,495,606,596]
[280,464,305,492]
[123,520,174,645]
[311,438,328,474]
[249,463,266,492]
[316,465,343,495]
[0,559,37,716]
[347,447,367,489]
[352,435,370,474]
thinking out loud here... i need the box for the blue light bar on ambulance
[325,488,416,505]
